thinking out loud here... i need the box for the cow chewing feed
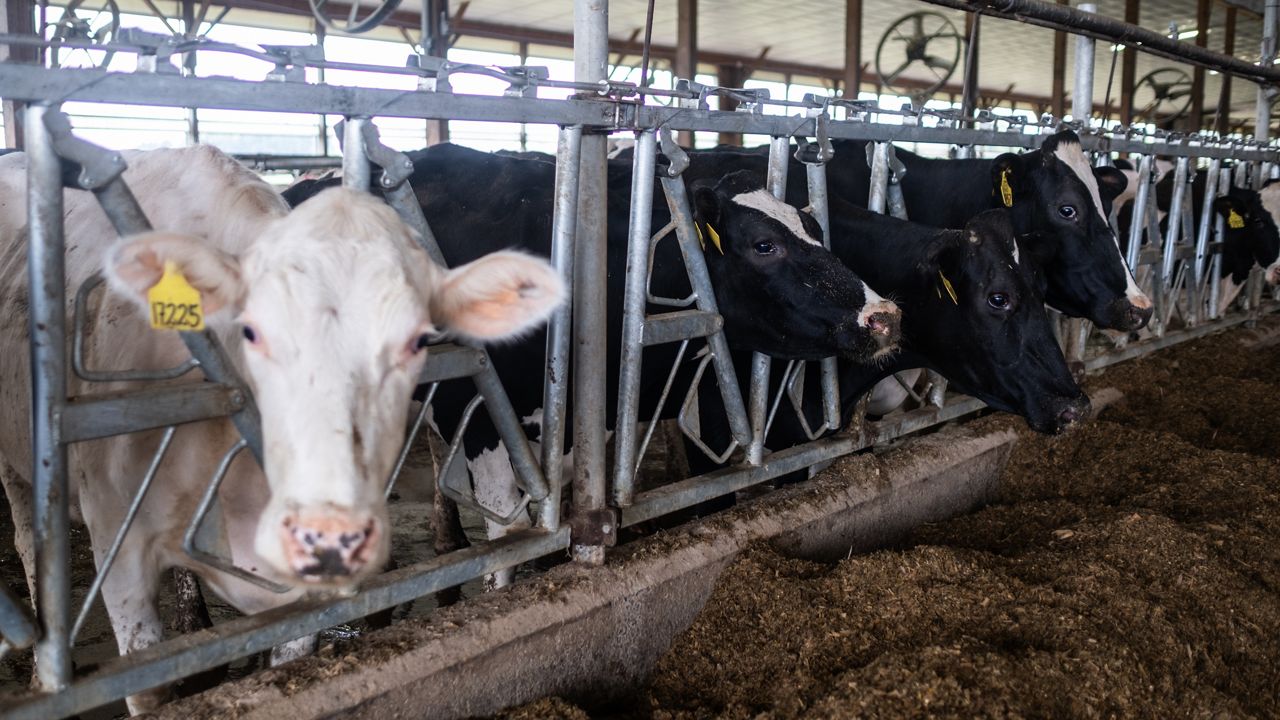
[0,147,562,713]
[282,144,900,588]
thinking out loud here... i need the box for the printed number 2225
[151,301,202,329]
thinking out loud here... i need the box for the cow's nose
[280,511,379,581]
[859,301,902,349]
[1055,395,1092,432]
[1111,296,1153,331]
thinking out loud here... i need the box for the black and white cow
[652,130,1152,331]
[685,198,1088,480]
[283,144,899,577]
[1116,167,1280,311]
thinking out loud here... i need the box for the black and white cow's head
[912,210,1089,434]
[691,170,900,363]
[991,130,1153,331]
[1252,181,1280,286]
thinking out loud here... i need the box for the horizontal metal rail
[0,65,1276,161]
[61,383,246,443]
[2,527,571,720]
[919,0,1280,85]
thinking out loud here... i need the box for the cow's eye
[753,241,777,255]
[1058,205,1077,220]
[242,325,258,344]
[987,292,1011,310]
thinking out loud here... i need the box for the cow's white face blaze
[105,187,563,587]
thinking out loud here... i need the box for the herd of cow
[0,127,1277,713]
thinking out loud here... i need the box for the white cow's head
[106,187,564,587]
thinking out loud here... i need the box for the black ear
[1093,166,1128,210]
[1213,196,1243,224]
[918,230,964,277]
[690,180,721,227]
[991,153,1025,209]
[1113,158,1135,171]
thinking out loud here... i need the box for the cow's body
[0,146,564,712]
[1116,168,1280,313]
[687,202,1088,479]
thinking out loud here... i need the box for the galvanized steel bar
[917,0,1280,84]
[341,116,372,191]
[1193,157,1222,292]
[538,124,583,531]
[1162,156,1191,290]
[804,158,841,433]
[867,142,891,214]
[61,383,245,443]
[1072,3,1095,125]
[745,137,792,465]
[612,128,657,507]
[569,0,612,564]
[3,527,572,720]
[1257,0,1278,142]
[26,103,72,693]
[1126,155,1153,271]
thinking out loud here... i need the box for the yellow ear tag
[147,261,205,331]
[938,270,959,305]
[1228,209,1245,229]
[694,223,706,250]
[705,223,724,255]
[999,169,1014,208]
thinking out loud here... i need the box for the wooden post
[1189,0,1211,131]
[676,0,697,147]
[1,0,36,149]
[716,62,747,147]
[1216,6,1238,136]
[844,0,863,98]
[1051,0,1067,119]
[961,12,980,118]
[1119,0,1138,125]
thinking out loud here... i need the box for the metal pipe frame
[0,66,1275,161]
[538,124,583,531]
[1193,157,1223,318]
[1071,3,1095,125]
[568,0,611,565]
[5,7,1280,715]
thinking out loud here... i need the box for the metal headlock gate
[0,0,1278,716]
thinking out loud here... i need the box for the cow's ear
[917,231,963,277]
[990,153,1024,209]
[430,250,564,342]
[690,179,722,227]
[1093,166,1128,210]
[1212,195,1246,224]
[105,232,246,320]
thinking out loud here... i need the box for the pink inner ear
[116,248,165,294]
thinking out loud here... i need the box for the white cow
[0,146,563,712]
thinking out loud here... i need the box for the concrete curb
[149,421,1021,720]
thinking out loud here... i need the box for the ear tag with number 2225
[148,261,205,331]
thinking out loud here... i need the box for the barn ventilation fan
[874,11,962,101]
[1132,68,1193,125]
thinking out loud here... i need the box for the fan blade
[884,58,914,84]
[924,55,954,72]
[912,13,924,39]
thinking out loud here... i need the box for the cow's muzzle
[857,300,902,355]
[280,509,381,582]
[1108,296,1153,332]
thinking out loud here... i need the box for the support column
[181,0,200,144]
[716,62,747,146]
[1118,0,1138,125]
[570,0,612,565]
[1072,3,1096,125]
[844,0,863,98]
[675,0,697,147]
[1256,0,1277,143]
[961,12,980,119]
[1189,0,1210,131]
[1051,0,1067,119]
[424,0,451,145]
[1,0,37,149]
[1215,6,1237,136]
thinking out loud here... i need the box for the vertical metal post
[1161,156,1190,290]
[1189,0,1210,131]
[26,104,71,692]
[1192,157,1222,322]
[745,136,790,465]
[1051,0,1067,120]
[537,125,582,531]
[1257,0,1278,143]
[181,0,199,144]
[675,0,697,147]
[867,142,890,214]
[1216,6,1237,136]
[1072,3,1096,126]
[804,160,841,432]
[570,0,611,565]
[960,12,979,121]
[1125,154,1151,273]
[342,117,372,192]
[611,128,656,507]
[844,0,863,98]
[1119,0,1139,126]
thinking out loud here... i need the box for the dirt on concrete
[498,324,1280,719]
